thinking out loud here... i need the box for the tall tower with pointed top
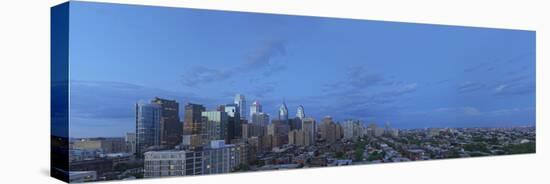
[296,105,305,120]
[278,100,288,121]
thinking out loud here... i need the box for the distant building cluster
[67,94,536,182]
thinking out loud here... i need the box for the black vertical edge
[51,1,71,183]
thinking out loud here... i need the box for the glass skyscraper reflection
[135,102,161,158]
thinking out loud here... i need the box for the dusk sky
[68,2,535,137]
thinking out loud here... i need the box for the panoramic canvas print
[51,1,536,183]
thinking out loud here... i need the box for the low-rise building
[203,140,243,174]
[73,137,126,154]
[144,140,243,178]
[143,150,202,178]
[69,171,97,183]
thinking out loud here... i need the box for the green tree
[504,142,535,154]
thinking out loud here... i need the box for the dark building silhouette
[218,104,242,143]
[183,103,206,135]
[290,117,302,131]
[152,97,182,147]
[267,120,290,148]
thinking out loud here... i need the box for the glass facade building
[202,111,228,143]
[234,94,247,121]
[136,102,161,157]
[278,102,288,121]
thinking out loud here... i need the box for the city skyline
[67,2,535,137]
[53,2,537,183]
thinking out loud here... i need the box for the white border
[0,0,547,184]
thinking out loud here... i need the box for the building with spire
[278,100,288,121]
[296,105,305,120]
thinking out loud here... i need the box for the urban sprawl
[67,95,536,182]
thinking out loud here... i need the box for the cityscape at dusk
[65,94,535,182]
[67,2,535,138]
[52,1,536,183]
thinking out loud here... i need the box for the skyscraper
[183,103,206,135]
[249,100,262,120]
[267,120,290,148]
[341,119,363,141]
[135,102,161,157]
[301,117,316,145]
[151,97,182,147]
[242,123,266,139]
[290,117,302,130]
[234,94,247,121]
[366,123,378,136]
[222,104,241,143]
[296,105,305,120]
[125,132,136,154]
[319,116,339,143]
[201,111,229,143]
[251,112,270,126]
[278,101,288,121]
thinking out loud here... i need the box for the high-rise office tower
[251,112,270,126]
[301,117,316,144]
[335,123,343,140]
[201,111,228,143]
[183,103,206,135]
[125,132,136,155]
[249,100,262,119]
[242,123,267,139]
[319,116,338,143]
[222,104,241,143]
[234,94,247,120]
[135,102,161,157]
[296,105,305,120]
[290,117,302,130]
[278,101,288,121]
[151,97,182,147]
[341,119,364,141]
[267,120,290,148]
[366,123,378,136]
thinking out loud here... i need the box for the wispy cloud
[457,81,485,93]
[181,39,287,87]
[324,65,387,91]
[249,82,277,98]
[463,52,534,74]
[309,65,419,122]
[241,39,286,69]
[491,73,535,96]
[411,106,534,118]
[450,52,535,97]
[181,66,232,87]
[463,107,482,116]
[492,81,535,96]
[70,80,215,120]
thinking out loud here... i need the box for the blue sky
[67,2,535,137]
